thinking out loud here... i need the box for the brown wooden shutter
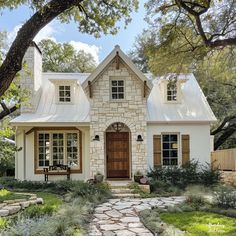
[153,135,162,167]
[182,134,190,165]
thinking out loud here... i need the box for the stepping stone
[103,231,115,236]
[94,214,110,220]
[105,209,123,218]
[95,206,111,213]
[0,209,9,217]
[3,206,21,215]
[120,217,140,223]
[100,224,126,231]
[114,229,136,236]
[128,222,144,228]
[129,227,152,234]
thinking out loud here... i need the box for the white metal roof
[11,73,90,125]
[147,73,217,122]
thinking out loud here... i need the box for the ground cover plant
[161,211,236,236]
[0,179,111,235]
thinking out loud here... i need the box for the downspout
[23,130,26,180]
[15,127,18,179]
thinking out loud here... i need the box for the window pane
[118,94,124,99]
[52,133,64,165]
[112,94,117,99]
[163,135,170,142]
[38,133,50,167]
[67,133,79,167]
[118,80,124,86]
[112,81,117,86]
[112,87,117,92]
[65,86,70,90]
[118,87,124,92]
[171,135,177,141]
[162,143,170,149]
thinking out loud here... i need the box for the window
[36,131,81,171]
[59,85,71,102]
[162,134,178,166]
[111,80,124,99]
[167,81,177,101]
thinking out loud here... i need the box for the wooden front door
[106,132,129,178]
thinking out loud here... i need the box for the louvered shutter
[153,135,162,167]
[182,134,190,165]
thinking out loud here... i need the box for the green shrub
[200,163,221,186]
[148,160,221,192]
[185,195,206,210]
[214,185,236,208]
[70,182,111,202]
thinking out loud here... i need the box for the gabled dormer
[48,76,79,104]
[158,74,188,104]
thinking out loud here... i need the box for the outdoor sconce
[93,135,100,141]
[136,135,143,142]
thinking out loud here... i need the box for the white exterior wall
[147,123,211,168]
[15,127,90,181]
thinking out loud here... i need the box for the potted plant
[134,170,143,183]
[94,172,104,183]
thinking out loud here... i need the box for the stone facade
[21,45,42,113]
[87,59,149,178]
[221,171,236,187]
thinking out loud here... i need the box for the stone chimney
[20,42,42,113]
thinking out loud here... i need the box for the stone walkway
[89,196,185,236]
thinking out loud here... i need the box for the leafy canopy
[38,39,96,73]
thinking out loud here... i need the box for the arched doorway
[105,122,131,179]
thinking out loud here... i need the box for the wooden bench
[43,164,71,182]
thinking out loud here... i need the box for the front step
[113,193,140,198]
[107,180,141,198]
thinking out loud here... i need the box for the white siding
[147,123,211,168]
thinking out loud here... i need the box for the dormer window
[59,85,71,102]
[167,81,177,101]
[111,80,124,99]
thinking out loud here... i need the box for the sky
[0,2,148,64]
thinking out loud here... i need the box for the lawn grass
[0,189,30,203]
[22,192,63,218]
[160,211,236,236]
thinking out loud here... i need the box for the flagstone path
[89,196,185,236]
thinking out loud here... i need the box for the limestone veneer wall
[221,171,236,187]
[87,59,148,178]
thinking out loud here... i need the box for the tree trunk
[0,0,84,98]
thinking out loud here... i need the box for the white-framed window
[162,134,178,166]
[167,81,177,101]
[59,85,71,102]
[36,130,81,171]
[111,80,124,99]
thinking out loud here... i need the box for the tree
[39,39,96,72]
[0,0,138,98]
[130,32,236,149]
[146,0,236,49]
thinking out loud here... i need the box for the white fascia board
[10,122,90,127]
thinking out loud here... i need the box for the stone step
[106,181,132,188]
[113,193,140,198]
[111,188,133,194]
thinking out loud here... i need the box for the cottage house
[11,43,216,181]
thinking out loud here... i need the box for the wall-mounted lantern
[136,135,143,142]
[93,135,100,141]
